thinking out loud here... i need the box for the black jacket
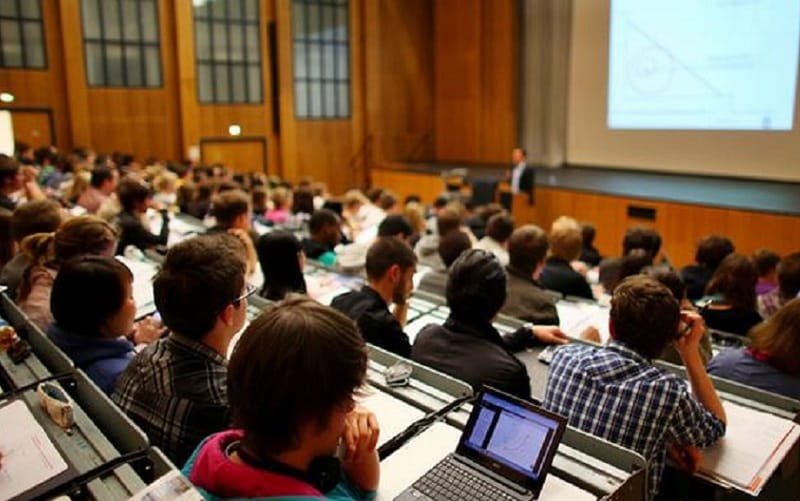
[116,211,168,255]
[412,317,537,400]
[681,265,714,301]
[500,265,560,325]
[331,286,411,358]
[540,257,594,300]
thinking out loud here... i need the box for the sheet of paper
[556,301,610,343]
[699,400,800,495]
[116,256,158,319]
[0,400,68,499]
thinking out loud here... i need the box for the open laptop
[395,387,567,501]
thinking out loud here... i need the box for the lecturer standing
[508,147,535,204]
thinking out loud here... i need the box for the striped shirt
[112,334,230,466]
[544,341,725,497]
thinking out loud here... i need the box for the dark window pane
[323,82,336,117]
[244,25,259,62]
[231,64,246,102]
[210,0,225,20]
[144,45,160,86]
[292,1,305,39]
[0,0,18,17]
[293,41,306,78]
[195,19,210,59]
[307,3,320,41]
[229,0,243,21]
[230,26,244,62]
[123,0,140,41]
[214,65,230,102]
[198,63,213,101]
[1,20,22,66]
[125,44,143,86]
[295,81,308,117]
[193,0,209,18]
[22,22,45,67]
[85,42,104,84]
[244,0,258,21]
[335,43,348,80]
[81,0,101,38]
[322,43,334,79]
[247,65,261,102]
[106,44,124,85]
[20,0,40,19]
[308,42,320,79]
[141,0,158,42]
[212,21,228,60]
[103,0,121,40]
[334,6,348,41]
[337,82,349,116]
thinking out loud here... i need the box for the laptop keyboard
[413,457,520,501]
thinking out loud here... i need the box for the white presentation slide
[608,0,800,130]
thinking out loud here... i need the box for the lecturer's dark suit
[510,163,535,204]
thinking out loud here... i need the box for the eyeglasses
[232,283,258,306]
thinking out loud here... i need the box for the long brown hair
[705,253,757,310]
[750,299,800,374]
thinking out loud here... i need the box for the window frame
[291,0,351,120]
[79,0,163,88]
[192,0,264,104]
[0,0,48,70]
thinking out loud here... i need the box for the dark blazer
[412,317,537,400]
[331,286,411,358]
[540,257,594,300]
[116,210,169,254]
[500,265,560,325]
[510,164,535,204]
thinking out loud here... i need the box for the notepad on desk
[697,400,800,496]
[556,301,610,343]
[0,400,68,500]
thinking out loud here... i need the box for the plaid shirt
[112,334,230,466]
[544,341,725,498]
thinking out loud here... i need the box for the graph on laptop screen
[463,393,560,480]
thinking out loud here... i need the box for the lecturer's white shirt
[511,162,526,194]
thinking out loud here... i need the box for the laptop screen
[457,388,566,495]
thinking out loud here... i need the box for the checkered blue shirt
[544,341,725,498]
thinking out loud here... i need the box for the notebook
[394,387,566,501]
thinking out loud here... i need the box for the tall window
[193,0,262,104]
[0,0,46,69]
[292,0,350,119]
[80,0,162,87]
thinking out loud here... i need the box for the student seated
[256,231,308,301]
[500,225,559,325]
[48,256,160,394]
[77,165,118,214]
[303,209,342,266]
[115,178,169,254]
[265,186,292,225]
[681,235,734,301]
[376,214,414,245]
[540,219,593,300]
[418,230,471,297]
[599,226,664,293]
[1,199,63,299]
[413,249,568,400]
[113,233,249,465]
[0,154,44,211]
[331,238,416,358]
[17,216,119,330]
[414,207,462,271]
[474,213,513,266]
[708,299,800,400]
[700,253,763,337]
[753,249,780,296]
[579,222,601,267]
[758,252,800,319]
[183,296,380,500]
[544,276,726,499]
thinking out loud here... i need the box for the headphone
[232,442,341,493]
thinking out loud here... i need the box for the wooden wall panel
[364,0,434,166]
[432,0,517,164]
[0,0,70,150]
[201,139,267,174]
[8,110,53,147]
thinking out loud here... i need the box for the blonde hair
[154,171,178,193]
[550,225,583,262]
[67,170,91,203]
[403,202,427,235]
[271,187,290,209]
[343,189,368,209]
[749,299,800,374]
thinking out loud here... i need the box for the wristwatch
[522,322,535,332]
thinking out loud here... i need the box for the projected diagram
[608,0,800,130]
[487,413,550,474]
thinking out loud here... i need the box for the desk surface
[376,422,596,501]
[359,387,425,448]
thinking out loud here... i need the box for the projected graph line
[625,18,724,98]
